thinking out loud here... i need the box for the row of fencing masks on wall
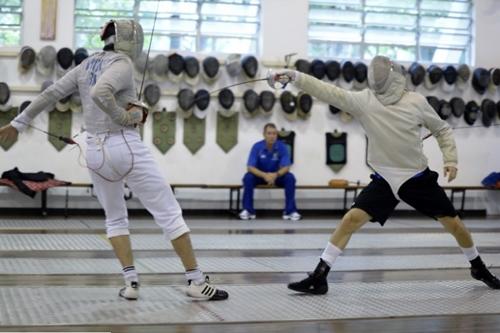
[18,45,89,77]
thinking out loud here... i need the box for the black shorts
[352,168,457,225]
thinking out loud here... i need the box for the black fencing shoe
[288,259,330,295]
[119,281,139,300]
[471,266,500,289]
[187,276,229,301]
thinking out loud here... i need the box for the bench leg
[41,190,47,217]
[450,189,466,216]
[343,190,348,211]
[461,190,466,212]
[229,188,234,214]
[65,187,69,218]
[237,188,241,212]
[228,188,241,217]
[343,188,357,212]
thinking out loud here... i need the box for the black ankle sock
[470,256,485,269]
[313,259,331,278]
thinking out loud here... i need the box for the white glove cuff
[11,118,28,133]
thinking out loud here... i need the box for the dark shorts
[352,168,457,225]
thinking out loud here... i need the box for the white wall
[21,0,75,50]
[0,0,499,212]
[474,0,500,68]
[260,0,309,61]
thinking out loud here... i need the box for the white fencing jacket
[293,72,457,196]
[12,51,138,136]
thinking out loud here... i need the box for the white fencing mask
[100,20,144,60]
[367,55,406,105]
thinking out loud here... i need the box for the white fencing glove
[125,101,148,126]
[267,69,298,89]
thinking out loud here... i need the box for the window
[308,0,473,64]
[0,0,23,46]
[74,0,260,54]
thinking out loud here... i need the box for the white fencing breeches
[86,129,190,240]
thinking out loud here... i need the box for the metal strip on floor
[0,217,497,231]
[0,234,110,251]
[144,232,500,250]
[0,254,498,275]
[0,218,90,230]
[129,233,500,250]
[0,233,499,251]
[0,281,499,326]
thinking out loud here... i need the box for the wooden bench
[228,184,498,215]
[1,182,498,216]
[240,184,365,213]
[169,184,242,214]
[67,183,500,216]
[442,186,498,212]
[160,183,364,215]
[165,183,364,215]
[0,181,78,216]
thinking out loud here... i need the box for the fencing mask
[367,55,406,105]
[100,19,144,60]
[18,46,36,72]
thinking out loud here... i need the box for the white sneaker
[119,280,139,300]
[239,209,256,220]
[283,211,302,221]
[186,276,229,301]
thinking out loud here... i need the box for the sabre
[184,78,268,109]
[137,0,160,101]
[12,119,78,145]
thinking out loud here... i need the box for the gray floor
[0,215,500,333]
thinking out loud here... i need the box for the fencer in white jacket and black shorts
[267,55,500,295]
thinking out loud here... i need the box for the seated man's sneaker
[288,259,330,295]
[187,276,229,301]
[471,266,500,289]
[239,209,256,220]
[283,211,302,221]
[119,280,139,300]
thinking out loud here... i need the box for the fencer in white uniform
[0,19,228,301]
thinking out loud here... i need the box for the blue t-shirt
[247,140,291,173]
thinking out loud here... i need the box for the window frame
[0,0,24,47]
[73,0,261,54]
[308,0,473,64]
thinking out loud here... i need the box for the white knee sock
[122,265,139,283]
[320,242,343,267]
[186,268,205,285]
[460,246,479,261]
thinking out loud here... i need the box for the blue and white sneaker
[239,209,256,220]
[283,211,302,221]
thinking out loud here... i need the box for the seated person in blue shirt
[239,123,301,221]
